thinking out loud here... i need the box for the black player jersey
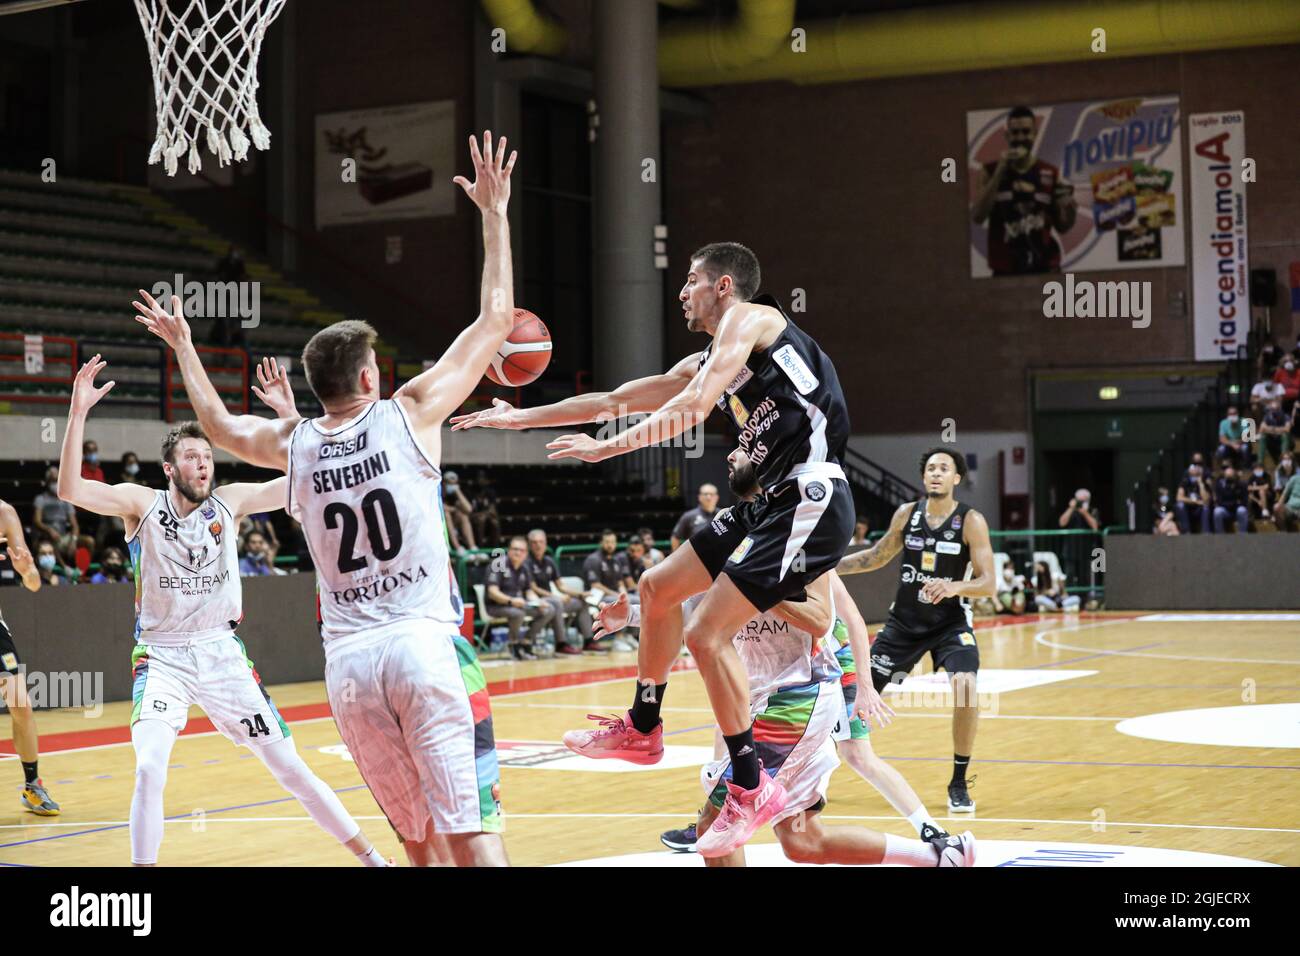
[698,294,850,489]
[888,499,973,634]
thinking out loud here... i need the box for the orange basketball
[485,308,552,387]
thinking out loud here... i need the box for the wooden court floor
[2,611,1297,867]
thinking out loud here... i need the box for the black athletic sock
[629,681,666,734]
[724,726,761,791]
[951,753,970,787]
[21,761,38,785]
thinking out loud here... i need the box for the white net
[133,0,288,176]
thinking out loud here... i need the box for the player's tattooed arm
[920,509,998,603]
[837,502,910,575]
[397,131,517,434]
[58,356,156,521]
[773,572,832,636]
[221,476,288,521]
[451,351,702,432]
[0,500,40,591]
[134,290,297,472]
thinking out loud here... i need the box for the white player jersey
[287,399,463,650]
[682,592,842,704]
[128,489,241,645]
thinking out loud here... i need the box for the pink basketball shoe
[561,712,664,765]
[696,768,788,858]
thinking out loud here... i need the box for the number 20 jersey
[287,399,463,650]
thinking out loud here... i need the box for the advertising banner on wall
[968,95,1184,278]
[1187,111,1249,362]
[315,100,455,227]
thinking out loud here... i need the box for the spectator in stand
[624,537,651,593]
[1273,451,1296,497]
[33,466,78,563]
[1212,464,1250,534]
[851,517,870,545]
[1216,405,1252,467]
[637,527,665,565]
[670,483,719,550]
[469,472,502,549]
[1031,561,1079,612]
[440,471,477,552]
[89,546,130,584]
[583,529,631,607]
[1153,486,1180,535]
[1276,462,1300,532]
[996,562,1026,614]
[119,451,143,484]
[239,530,276,576]
[1250,373,1286,422]
[34,539,66,587]
[1259,398,1291,467]
[1058,488,1100,531]
[1175,462,1212,534]
[1246,465,1273,525]
[524,528,591,654]
[486,536,556,661]
[1274,354,1300,413]
[80,440,105,483]
[239,511,280,564]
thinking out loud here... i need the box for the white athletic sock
[883,833,940,867]
[357,846,388,867]
[129,720,177,865]
[255,737,361,844]
[907,806,940,836]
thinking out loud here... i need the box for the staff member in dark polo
[486,535,556,661]
[670,483,719,550]
[525,528,593,655]
[583,529,632,606]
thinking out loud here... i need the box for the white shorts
[701,678,841,827]
[130,634,289,747]
[325,622,503,842]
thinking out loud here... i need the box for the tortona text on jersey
[310,451,392,494]
[328,564,429,606]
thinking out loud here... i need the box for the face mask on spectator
[47,481,58,493]
[86,452,99,464]
[1159,494,1169,505]
[1254,468,1265,478]
[1227,415,1239,424]
[38,555,56,571]
[125,463,140,476]
[1286,362,1297,372]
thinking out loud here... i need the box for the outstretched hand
[452,130,516,216]
[71,354,116,416]
[133,289,192,351]
[592,592,631,640]
[251,356,298,419]
[449,397,520,431]
[545,433,613,463]
[855,683,896,730]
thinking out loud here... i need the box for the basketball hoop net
[133,0,288,176]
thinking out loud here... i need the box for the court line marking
[1034,618,1300,665]
[4,814,1297,835]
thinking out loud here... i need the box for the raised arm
[838,501,912,575]
[449,351,702,432]
[134,292,297,472]
[219,476,288,521]
[57,356,156,522]
[830,570,895,728]
[0,499,40,592]
[545,304,781,463]
[250,357,300,420]
[394,131,517,433]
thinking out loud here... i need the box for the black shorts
[689,469,854,613]
[0,616,21,675]
[867,618,979,692]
